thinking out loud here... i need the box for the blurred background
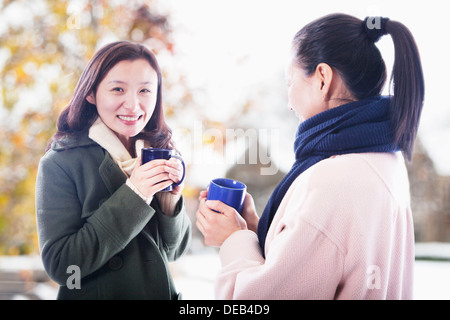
[0,0,449,299]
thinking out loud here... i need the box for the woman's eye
[140,88,151,93]
[112,87,124,92]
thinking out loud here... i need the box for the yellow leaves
[0,0,181,255]
[11,132,24,149]
[14,66,29,85]
[0,112,54,255]
[51,0,67,18]
[0,164,39,255]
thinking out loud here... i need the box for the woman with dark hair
[36,41,191,299]
[196,14,424,299]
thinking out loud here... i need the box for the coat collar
[51,131,127,194]
[51,131,97,151]
[99,152,127,194]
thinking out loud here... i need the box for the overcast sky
[1,0,448,174]
[163,0,450,175]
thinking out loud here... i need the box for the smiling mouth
[117,115,143,122]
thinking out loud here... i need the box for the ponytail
[385,20,425,161]
[293,14,425,161]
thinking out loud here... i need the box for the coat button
[108,255,123,270]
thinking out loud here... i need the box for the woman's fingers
[165,158,183,183]
[195,199,248,247]
[139,159,167,172]
[198,190,208,201]
[147,171,171,186]
[140,159,183,183]
[153,179,173,193]
[143,173,173,194]
[205,200,233,216]
[130,160,174,197]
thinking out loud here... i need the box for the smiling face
[87,58,159,147]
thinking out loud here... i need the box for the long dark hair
[292,13,424,160]
[47,41,173,156]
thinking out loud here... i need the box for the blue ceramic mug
[207,178,246,214]
[141,148,186,192]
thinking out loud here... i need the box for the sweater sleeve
[215,175,345,300]
[216,227,344,299]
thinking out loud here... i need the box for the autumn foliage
[0,0,176,254]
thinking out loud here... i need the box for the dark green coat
[35,133,191,300]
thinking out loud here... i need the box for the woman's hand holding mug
[130,148,186,198]
[164,157,185,195]
[196,184,260,247]
[129,156,173,198]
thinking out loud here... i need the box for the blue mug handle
[169,154,185,187]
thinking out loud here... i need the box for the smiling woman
[35,41,191,300]
[86,59,159,150]
[48,41,173,157]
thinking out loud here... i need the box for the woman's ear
[315,63,333,101]
[86,92,96,105]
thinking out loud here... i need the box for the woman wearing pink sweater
[196,14,424,299]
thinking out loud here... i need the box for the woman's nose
[123,93,140,111]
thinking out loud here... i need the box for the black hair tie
[363,17,390,43]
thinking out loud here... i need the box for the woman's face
[286,56,328,122]
[87,58,158,144]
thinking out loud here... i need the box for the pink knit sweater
[216,152,414,299]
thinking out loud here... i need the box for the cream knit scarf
[88,117,146,177]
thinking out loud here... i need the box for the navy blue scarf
[257,96,398,254]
